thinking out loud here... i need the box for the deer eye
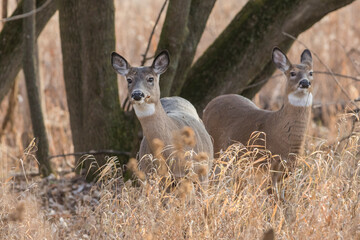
[309,71,313,77]
[290,72,296,77]
[127,78,132,84]
[147,77,154,83]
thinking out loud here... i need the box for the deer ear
[301,49,312,67]
[272,47,291,72]
[152,50,170,75]
[111,52,130,76]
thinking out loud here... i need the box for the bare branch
[48,150,131,161]
[0,0,52,22]
[333,39,360,76]
[314,71,360,81]
[240,71,360,93]
[239,74,283,92]
[141,0,168,66]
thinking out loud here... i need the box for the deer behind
[111,50,213,182]
[203,47,313,178]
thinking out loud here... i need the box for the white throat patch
[133,103,155,118]
[288,91,313,107]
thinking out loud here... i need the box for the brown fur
[203,48,313,178]
[111,50,213,182]
[138,96,213,180]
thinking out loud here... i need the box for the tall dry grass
[0,125,359,239]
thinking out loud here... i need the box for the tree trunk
[59,0,135,181]
[170,0,216,96]
[2,0,7,19]
[0,0,57,103]
[156,0,191,97]
[180,0,355,112]
[23,0,52,176]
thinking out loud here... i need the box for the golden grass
[0,125,359,239]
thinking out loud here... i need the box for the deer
[202,47,313,184]
[111,50,213,184]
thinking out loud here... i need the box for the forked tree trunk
[0,0,57,103]
[156,0,191,97]
[59,0,135,181]
[180,0,355,112]
[23,0,52,176]
[170,0,216,96]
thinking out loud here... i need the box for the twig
[0,0,52,22]
[314,71,360,81]
[122,96,132,112]
[10,172,40,179]
[48,150,131,160]
[240,71,360,93]
[333,39,360,76]
[240,74,283,92]
[10,169,75,180]
[282,32,358,108]
[140,0,168,66]
[312,99,359,109]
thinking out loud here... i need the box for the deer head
[111,50,170,117]
[272,47,313,107]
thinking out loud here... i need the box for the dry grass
[1,0,360,239]
[0,0,359,163]
[0,124,359,239]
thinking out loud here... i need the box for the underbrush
[0,128,359,239]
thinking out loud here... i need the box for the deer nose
[131,90,145,101]
[299,79,311,89]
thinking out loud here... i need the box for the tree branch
[170,0,217,95]
[156,0,192,97]
[180,0,355,112]
[23,0,52,176]
[0,0,58,103]
[47,150,131,161]
[141,0,168,66]
[0,0,52,22]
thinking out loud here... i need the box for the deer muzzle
[299,79,311,89]
[131,90,145,101]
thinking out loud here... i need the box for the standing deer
[203,47,313,181]
[111,50,213,183]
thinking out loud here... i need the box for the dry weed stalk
[152,138,168,176]
[127,158,146,181]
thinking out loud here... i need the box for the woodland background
[0,0,359,239]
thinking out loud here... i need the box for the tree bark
[180,0,356,112]
[23,0,52,176]
[170,0,216,96]
[2,0,7,19]
[59,0,135,181]
[0,0,57,103]
[156,0,191,97]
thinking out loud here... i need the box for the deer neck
[134,101,176,148]
[271,92,312,154]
